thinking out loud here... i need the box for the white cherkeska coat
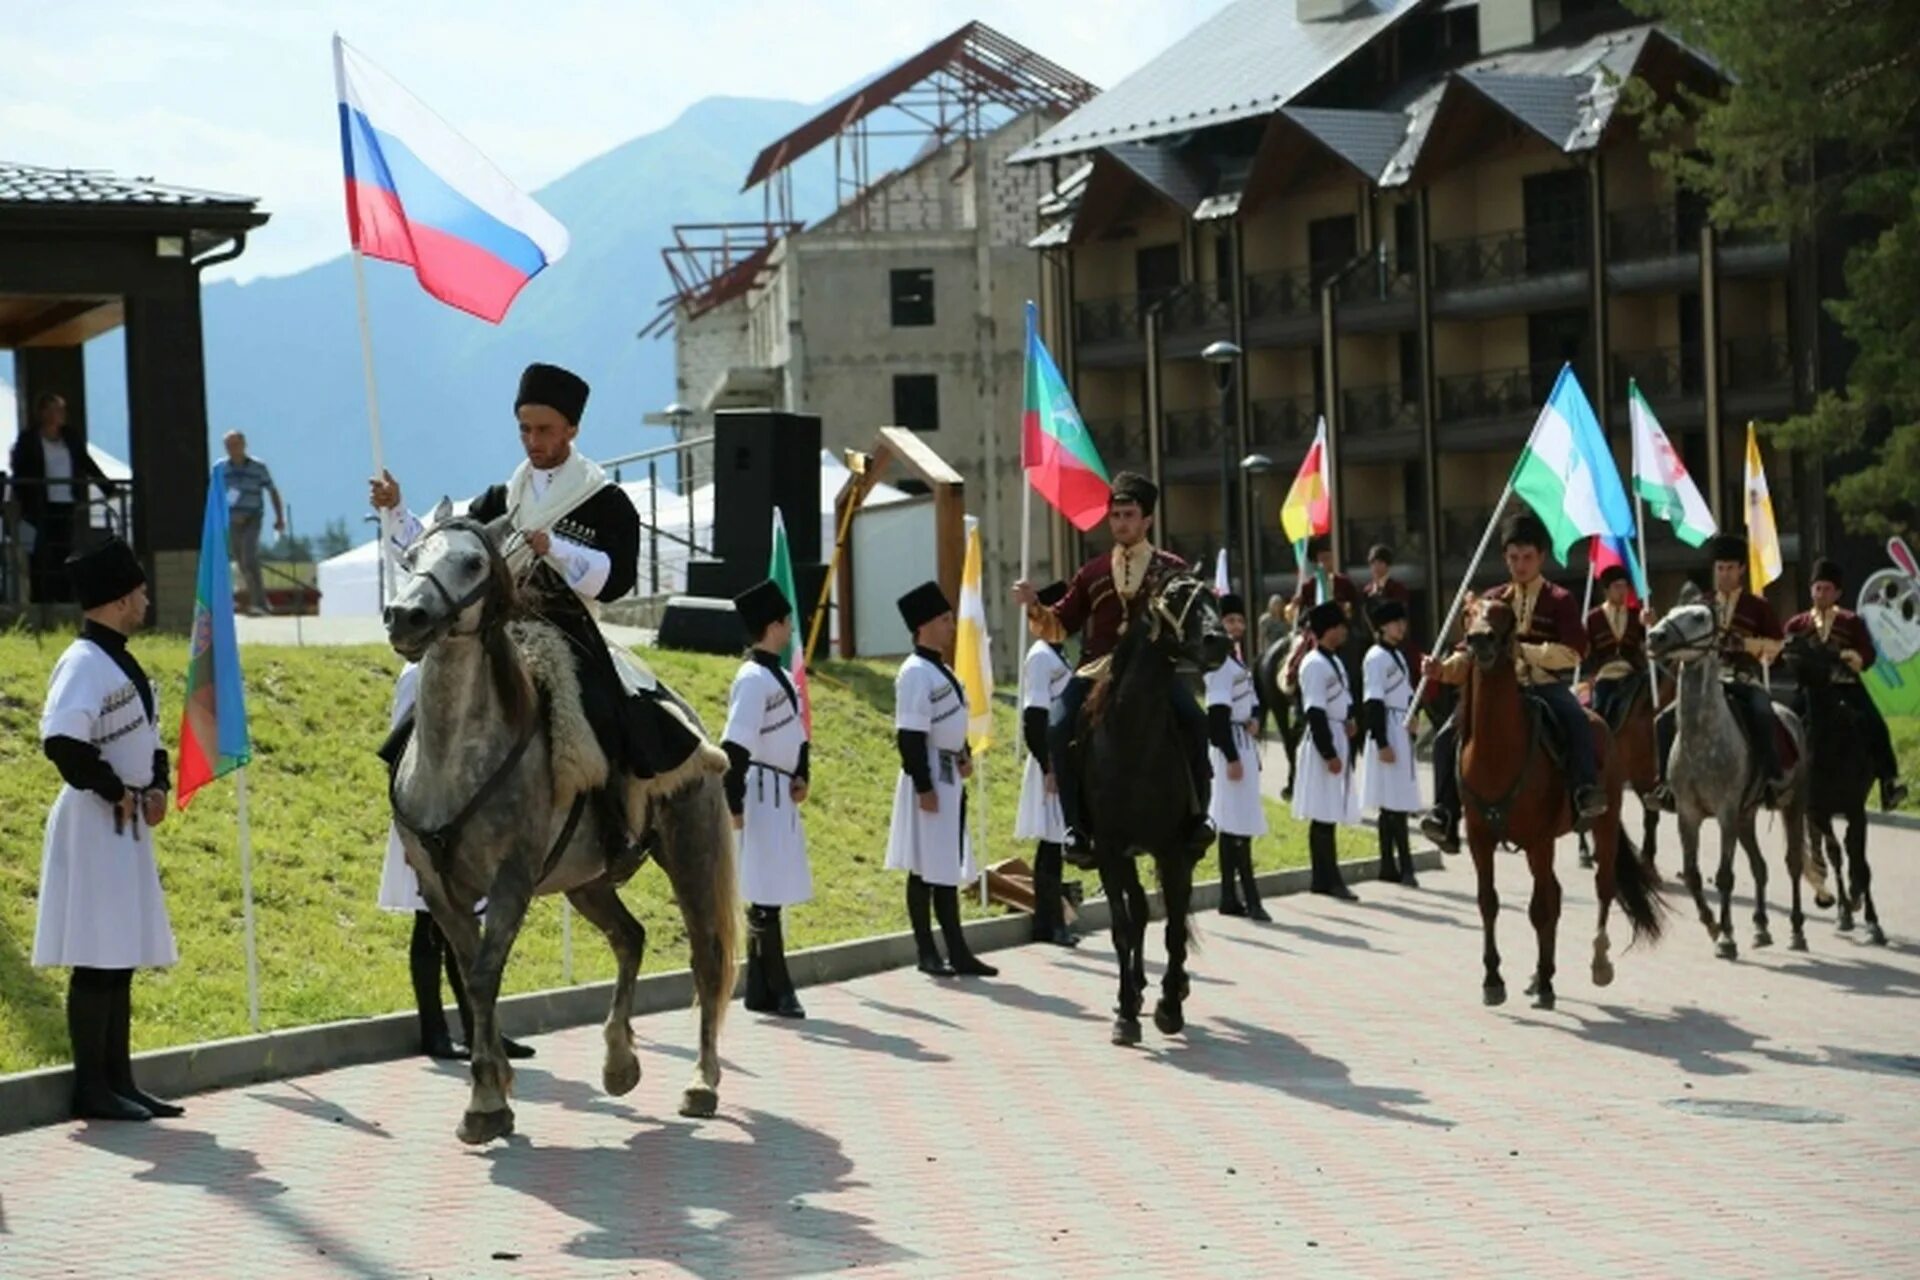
[1359,643,1424,815]
[377,662,429,912]
[33,637,177,969]
[885,652,976,887]
[723,656,813,907]
[1014,640,1072,843]
[1205,652,1268,837]
[1292,645,1361,825]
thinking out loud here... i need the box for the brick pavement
[2,815,1917,1279]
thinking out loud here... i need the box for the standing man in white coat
[34,537,181,1121]
[1293,600,1360,901]
[1015,582,1077,948]
[1359,600,1422,887]
[1206,594,1270,920]
[887,580,996,978]
[723,578,813,1018]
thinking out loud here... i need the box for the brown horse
[1458,600,1665,1009]
[1578,667,1667,872]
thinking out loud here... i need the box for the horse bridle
[1457,610,1538,846]
[1147,576,1209,646]
[395,517,514,641]
[1651,605,1719,662]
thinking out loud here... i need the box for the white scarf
[504,448,607,533]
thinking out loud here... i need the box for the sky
[1,0,1233,285]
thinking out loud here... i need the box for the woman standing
[1206,594,1270,919]
[722,579,813,1018]
[1014,582,1077,947]
[1359,600,1422,886]
[1292,600,1361,900]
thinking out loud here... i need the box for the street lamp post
[1241,452,1274,610]
[1202,340,1243,585]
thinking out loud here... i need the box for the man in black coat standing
[10,392,107,603]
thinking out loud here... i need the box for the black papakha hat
[1306,534,1331,557]
[1108,471,1158,516]
[1367,543,1394,565]
[1812,557,1843,588]
[515,362,590,425]
[1034,581,1068,608]
[734,578,792,635]
[898,580,952,632]
[1501,511,1551,551]
[1598,564,1629,588]
[66,536,146,610]
[1218,592,1246,617]
[1370,599,1408,626]
[1709,534,1748,565]
[1307,601,1347,635]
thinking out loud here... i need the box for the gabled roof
[1280,108,1411,183]
[1010,0,1424,165]
[1457,74,1586,150]
[0,161,258,210]
[1105,144,1215,214]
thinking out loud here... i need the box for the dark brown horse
[1457,599,1665,1009]
[1578,667,1667,872]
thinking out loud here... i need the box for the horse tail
[1610,821,1666,945]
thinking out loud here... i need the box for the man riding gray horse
[371,362,703,824]
[1011,472,1213,868]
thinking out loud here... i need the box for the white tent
[317,451,910,617]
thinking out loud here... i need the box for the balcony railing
[1250,394,1318,451]
[1074,289,1170,344]
[1725,334,1792,392]
[1432,219,1586,290]
[1333,250,1417,307]
[1163,405,1230,458]
[1614,345,1704,400]
[1442,505,1500,555]
[1607,203,1708,263]
[1162,285,1232,335]
[1085,415,1149,466]
[1436,362,1563,425]
[1341,384,1420,435]
[1245,266,1315,321]
[1346,517,1422,562]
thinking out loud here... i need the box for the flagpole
[1574,553,1597,686]
[1403,480,1517,722]
[236,767,260,1034]
[977,764,990,908]
[1637,489,1661,764]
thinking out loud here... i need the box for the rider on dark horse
[1011,471,1213,869]
[1585,564,1647,727]
[370,362,701,815]
[1784,557,1908,811]
[1421,512,1606,853]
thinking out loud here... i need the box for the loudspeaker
[656,596,748,655]
[709,409,822,566]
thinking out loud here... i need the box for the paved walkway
[2,820,1917,1278]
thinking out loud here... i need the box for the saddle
[1720,684,1800,774]
[1598,669,1650,734]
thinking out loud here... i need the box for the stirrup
[1649,783,1676,813]
[1061,829,1097,870]
[1419,808,1459,854]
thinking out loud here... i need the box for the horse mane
[461,516,539,739]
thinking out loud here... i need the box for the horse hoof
[1870,925,1888,946]
[1524,975,1539,997]
[1716,938,1739,961]
[456,1107,514,1146]
[1753,928,1773,950]
[1483,984,1507,1007]
[1111,1016,1142,1047]
[1790,933,1809,953]
[1532,989,1556,1011]
[603,1056,641,1098]
[678,1085,718,1119]
[1153,1000,1185,1037]
[1815,891,1837,910]
[1591,959,1615,988]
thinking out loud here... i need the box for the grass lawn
[0,632,1342,1075]
[1883,715,1920,812]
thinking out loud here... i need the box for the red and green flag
[178,462,252,807]
[1021,300,1109,531]
[1280,416,1334,596]
[770,506,811,735]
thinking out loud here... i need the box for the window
[890,269,934,327]
[893,374,939,433]
[1135,243,1181,300]
[1308,215,1357,288]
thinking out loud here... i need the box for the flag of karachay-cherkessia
[769,506,811,736]
[178,463,252,808]
[1022,301,1110,531]
[1629,381,1715,547]
[1744,422,1783,591]
[954,517,994,753]
[1512,363,1647,596]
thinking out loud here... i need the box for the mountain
[80,95,831,538]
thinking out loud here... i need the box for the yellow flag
[1743,422,1782,592]
[954,516,994,753]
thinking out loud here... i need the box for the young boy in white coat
[34,538,181,1120]
[1015,582,1077,947]
[723,578,813,1018]
[887,580,996,978]
[1359,600,1422,887]
[1206,594,1270,920]
[1293,600,1360,900]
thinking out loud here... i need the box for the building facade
[1018,0,1825,636]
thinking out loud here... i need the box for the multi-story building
[659,24,1096,666]
[1015,0,1825,636]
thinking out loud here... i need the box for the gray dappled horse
[1645,589,1822,956]
[384,504,738,1144]
[1077,574,1229,1046]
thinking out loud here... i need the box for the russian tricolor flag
[333,36,568,323]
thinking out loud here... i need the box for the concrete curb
[0,848,1439,1135]
[1866,809,1920,833]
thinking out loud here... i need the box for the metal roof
[740,22,1098,191]
[1104,143,1215,214]
[0,161,258,209]
[1009,0,1424,165]
[1457,73,1587,149]
[1280,108,1412,182]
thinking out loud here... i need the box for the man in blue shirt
[221,431,283,615]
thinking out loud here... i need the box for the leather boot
[933,885,998,977]
[908,875,953,977]
[1235,837,1272,922]
[68,968,148,1122]
[107,971,183,1118]
[1310,822,1358,901]
[760,907,805,1019]
[743,907,775,1013]
[411,912,466,1060]
[1217,837,1246,917]
[446,930,535,1060]
[1030,842,1077,946]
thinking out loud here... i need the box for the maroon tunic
[1291,571,1360,618]
[1713,590,1782,681]
[1470,579,1588,683]
[1784,607,1876,673]
[1049,546,1190,664]
[1585,603,1647,671]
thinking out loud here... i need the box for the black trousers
[29,503,77,603]
[1031,841,1067,938]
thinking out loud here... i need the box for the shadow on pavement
[1361,898,1480,933]
[937,976,1102,1023]
[794,1016,952,1065]
[507,1066,648,1124]
[247,1082,391,1139]
[852,996,961,1030]
[1766,951,1920,1000]
[632,1034,760,1080]
[485,1108,912,1276]
[68,1124,390,1280]
[1264,919,1394,952]
[1153,1019,1454,1129]
[1528,1003,1765,1077]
